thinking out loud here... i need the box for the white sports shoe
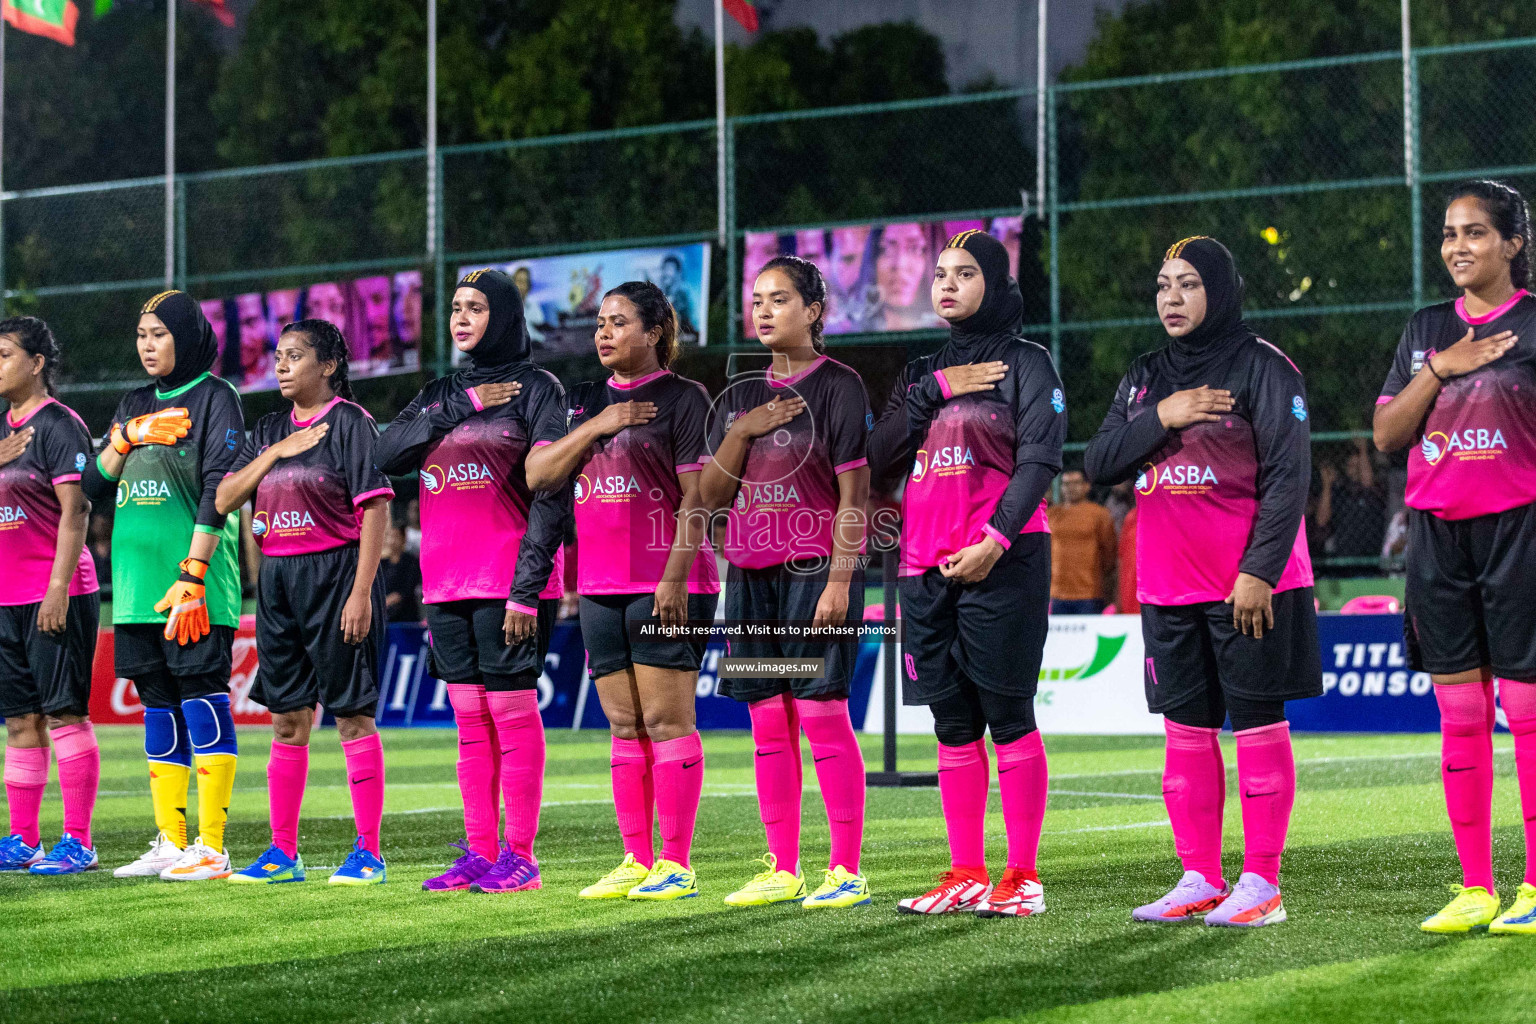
[159,838,232,881]
[114,831,184,878]
[897,870,993,915]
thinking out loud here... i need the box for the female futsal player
[375,269,567,895]
[82,292,245,882]
[1085,235,1319,928]
[523,281,717,901]
[869,230,1064,918]
[1374,180,1536,936]
[699,256,873,909]
[215,319,392,886]
[0,318,101,875]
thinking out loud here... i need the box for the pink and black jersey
[375,366,567,608]
[1084,338,1314,606]
[566,370,719,594]
[1377,290,1536,520]
[872,338,1066,575]
[230,397,394,557]
[0,398,98,606]
[706,355,871,570]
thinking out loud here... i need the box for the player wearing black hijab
[82,291,246,881]
[870,230,1065,918]
[1085,236,1318,928]
[375,269,568,895]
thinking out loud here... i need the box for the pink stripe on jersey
[935,370,955,400]
[1256,338,1300,373]
[532,439,552,447]
[51,473,82,485]
[1376,395,1393,405]
[291,396,343,427]
[609,369,669,390]
[467,388,486,412]
[5,396,59,428]
[767,355,828,388]
[1457,288,1529,325]
[834,458,868,474]
[506,601,538,615]
[352,486,394,506]
[981,523,1012,550]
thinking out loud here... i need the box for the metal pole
[1401,0,1413,188]
[1403,2,1424,307]
[725,118,738,346]
[165,0,176,288]
[882,546,897,777]
[1047,86,1061,370]
[1036,0,1047,214]
[427,0,440,371]
[714,0,727,251]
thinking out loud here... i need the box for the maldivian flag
[722,0,758,32]
[3,0,80,45]
[188,0,233,27]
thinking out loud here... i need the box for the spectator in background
[380,524,422,623]
[1104,479,1135,532]
[1118,504,1140,614]
[1049,468,1117,614]
[1315,438,1387,571]
[88,512,112,590]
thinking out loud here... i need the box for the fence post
[174,177,188,291]
[433,150,448,379]
[1408,50,1424,309]
[725,118,738,347]
[1047,85,1061,370]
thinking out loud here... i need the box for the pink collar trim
[1456,288,1529,325]
[608,368,669,391]
[767,355,827,389]
[6,396,57,429]
[291,395,343,427]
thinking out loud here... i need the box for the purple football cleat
[469,842,541,893]
[1204,872,1286,928]
[1132,870,1230,923]
[422,841,493,892]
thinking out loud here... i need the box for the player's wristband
[1426,356,1449,383]
[178,557,209,583]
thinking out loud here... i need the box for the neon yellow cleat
[802,865,871,909]
[1421,884,1499,934]
[626,858,698,901]
[723,854,806,907]
[1490,882,1536,935]
[580,853,652,900]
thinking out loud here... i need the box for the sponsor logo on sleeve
[1051,388,1065,414]
[865,411,874,431]
[226,428,240,451]
[1291,395,1307,421]
[75,452,87,472]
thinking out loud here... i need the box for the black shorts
[1405,504,1536,678]
[898,533,1050,706]
[253,547,386,718]
[426,597,557,690]
[718,561,864,703]
[1141,586,1323,715]
[580,591,719,679]
[114,623,235,707]
[0,593,100,719]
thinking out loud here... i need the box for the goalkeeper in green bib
[82,291,245,881]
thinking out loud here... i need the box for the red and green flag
[2,0,80,45]
[94,0,234,26]
[722,0,758,32]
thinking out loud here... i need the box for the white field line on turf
[1048,789,1163,801]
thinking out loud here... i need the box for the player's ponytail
[281,318,355,401]
[0,316,60,397]
[760,255,828,353]
[1448,179,1534,291]
[604,280,679,369]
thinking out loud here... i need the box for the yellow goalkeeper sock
[148,761,190,849]
[193,753,237,851]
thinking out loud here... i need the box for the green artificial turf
[3,728,1535,1023]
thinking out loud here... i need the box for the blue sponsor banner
[377,622,880,731]
[1286,613,1439,733]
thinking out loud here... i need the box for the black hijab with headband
[455,268,532,385]
[142,290,219,392]
[1161,235,1255,384]
[943,228,1024,353]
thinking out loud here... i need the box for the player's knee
[143,706,191,764]
[271,711,311,745]
[335,715,377,742]
[932,714,985,748]
[640,708,692,742]
[182,693,238,757]
[5,714,45,746]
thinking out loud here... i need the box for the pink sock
[1436,680,1496,891]
[937,739,989,873]
[610,736,655,867]
[448,683,501,861]
[1499,679,1536,886]
[1234,722,1296,886]
[341,733,385,856]
[797,698,866,874]
[488,690,544,859]
[994,731,1048,874]
[1162,720,1226,885]
[653,733,704,868]
[4,746,49,847]
[266,740,309,858]
[750,695,802,873]
[50,723,100,849]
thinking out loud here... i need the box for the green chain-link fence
[3,36,1534,574]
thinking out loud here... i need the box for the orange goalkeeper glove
[155,557,210,645]
[110,408,191,454]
